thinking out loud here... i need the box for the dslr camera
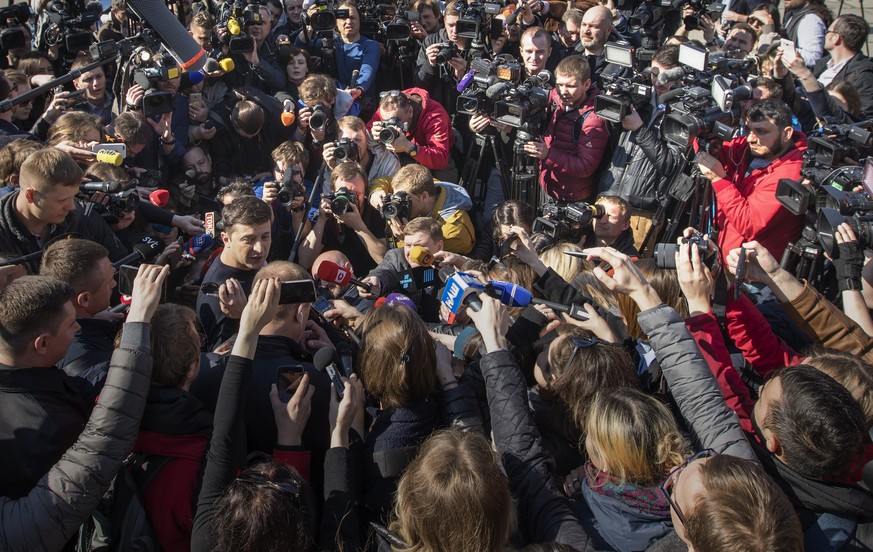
[378,117,409,144]
[325,187,356,215]
[333,138,359,163]
[381,191,412,220]
[309,102,334,133]
[653,232,719,271]
[434,41,460,65]
[277,167,305,208]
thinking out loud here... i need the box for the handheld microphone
[185,233,215,256]
[336,341,354,378]
[316,261,373,292]
[112,236,166,269]
[456,68,477,92]
[96,149,124,166]
[109,293,132,313]
[314,346,345,399]
[81,181,121,193]
[149,189,170,208]
[281,100,296,126]
[504,3,524,26]
[440,271,485,323]
[218,57,235,73]
[409,245,434,267]
[487,281,590,321]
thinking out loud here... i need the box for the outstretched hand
[583,247,662,310]
[126,264,171,323]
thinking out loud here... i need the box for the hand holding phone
[780,39,798,65]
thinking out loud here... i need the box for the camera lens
[310,112,325,130]
[331,196,351,215]
[653,243,679,270]
[379,127,398,144]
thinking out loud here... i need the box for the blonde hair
[540,242,585,283]
[391,430,514,552]
[617,259,688,340]
[586,388,690,485]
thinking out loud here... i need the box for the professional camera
[309,102,334,133]
[434,41,460,66]
[378,117,409,144]
[653,231,719,271]
[806,122,873,168]
[36,0,101,64]
[333,138,359,163]
[593,43,654,123]
[455,56,522,116]
[325,187,356,215]
[682,0,724,31]
[532,200,605,242]
[385,6,420,41]
[661,86,738,148]
[493,72,552,132]
[381,191,412,220]
[0,3,30,52]
[302,0,350,33]
[78,181,141,223]
[277,167,305,208]
[453,0,503,40]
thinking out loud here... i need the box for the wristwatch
[409,144,418,157]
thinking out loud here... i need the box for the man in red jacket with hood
[368,87,458,182]
[523,54,610,202]
[696,98,806,259]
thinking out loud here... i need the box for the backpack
[77,452,172,552]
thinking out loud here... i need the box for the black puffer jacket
[0,322,153,551]
[481,349,597,550]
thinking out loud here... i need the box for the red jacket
[539,86,610,202]
[135,431,209,552]
[713,132,806,258]
[368,87,453,171]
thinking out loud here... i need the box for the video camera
[493,71,552,134]
[217,0,263,53]
[682,0,724,31]
[455,55,522,116]
[593,43,654,123]
[37,0,101,65]
[302,0,350,33]
[129,48,178,117]
[78,181,141,223]
[532,200,605,242]
[0,3,30,53]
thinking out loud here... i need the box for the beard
[749,136,788,160]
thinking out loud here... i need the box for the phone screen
[277,365,305,401]
[863,158,873,198]
[118,264,167,302]
[280,280,317,304]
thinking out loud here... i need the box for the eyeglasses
[660,448,718,525]
[236,472,302,497]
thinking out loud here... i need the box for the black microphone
[485,81,514,100]
[109,303,130,313]
[504,3,523,26]
[314,346,345,398]
[80,181,121,193]
[112,236,166,269]
[656,66,687,86]
[336,341,354,378]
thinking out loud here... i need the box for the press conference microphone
[185,233,214,256]
[149,189,170,208]
[504,3,524,26]
[95,149,124,166]
[456,68,477,93]
[281,99,296,126]
[409,245,434,267]
[81,181,121,193]
[317,261,373,292]
[487,281,590,320]
[112,236,166,269]
[314,346,345,397]
[336,341,354,378]
[440,268,484,316]
[656,66,687,86]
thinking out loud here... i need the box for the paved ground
[826,0,873,54]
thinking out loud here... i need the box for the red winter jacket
[539,86,610,202]
[135,431,208,552]
[368,87,454,171]
[713,132,806,258]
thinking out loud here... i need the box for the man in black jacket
[41,238,121,402]
[813,14,873,118]
[0,276,87,500]
[0,147,128,273]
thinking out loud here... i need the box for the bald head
[313,250,354,299]
[580,6,612,54]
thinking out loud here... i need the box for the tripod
[457,131,511,218]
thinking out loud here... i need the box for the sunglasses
[236,472,302,498]
[660,448,718,525]
[564,335,602,370]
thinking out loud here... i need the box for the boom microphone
[81,181,121,193]
[656,66,687,86]
[125,0,207,71]
[112,236,166,269]
[316,261,373,292]
[486,81,514,100]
